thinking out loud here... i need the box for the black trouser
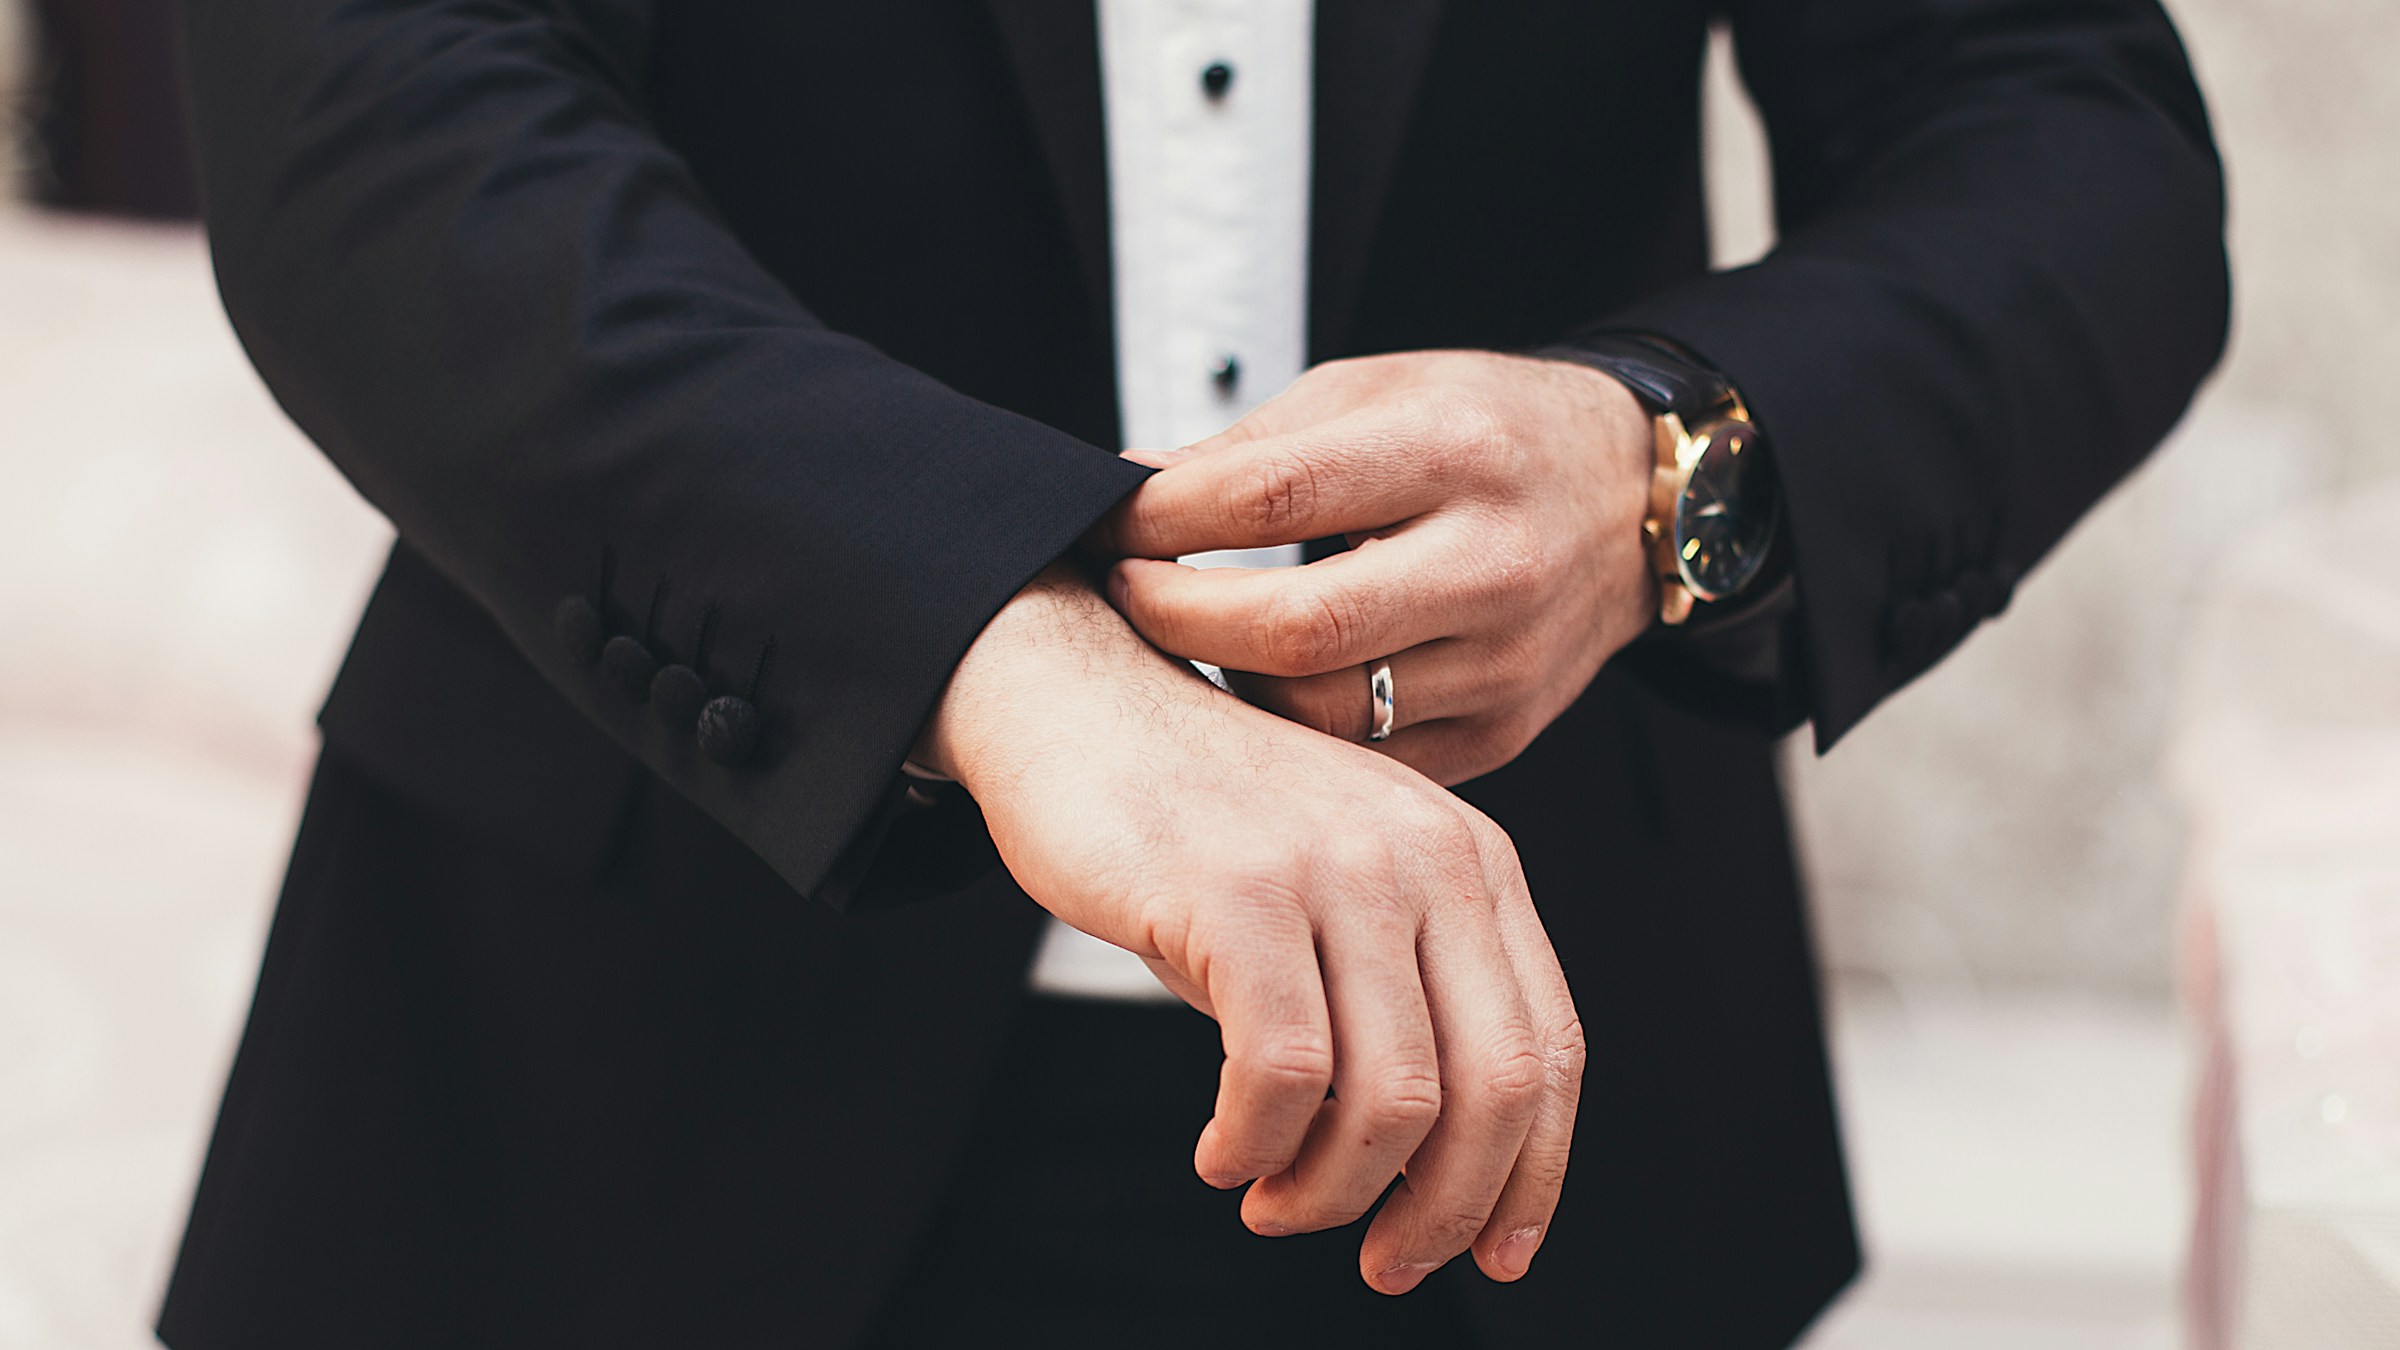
[861,997,1480,1348]
[167,743,1851,1346]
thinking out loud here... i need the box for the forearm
[914,563,1217,796]
[912,566,1587,1296]
[1594,0,2227,748]
[186,0,1147,909]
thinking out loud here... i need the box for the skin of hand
[1091,350,1659,786]
[915,565,1587,1295]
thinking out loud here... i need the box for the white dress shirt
[1026,0,1316,1001]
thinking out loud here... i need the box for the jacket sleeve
[1580,0,2230,748]
[180,0,1149,909]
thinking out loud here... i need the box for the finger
[1119,419,1273,471]
[1131,355,1404,469]
[1136,382,1360,471]
[1239,896,1441,1237]
[1193,903,1337,1190]
[1358,877,1545,1295]
[1141,955,1212,1015]
[1104,405,1455,559]
[1366,716,1536,789]
[1110,532,1468,678]
[1466,834,1584,1284]
[1225,639,1483,743]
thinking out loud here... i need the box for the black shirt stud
[1201,61,1234,99]
[1211,353,1241,394]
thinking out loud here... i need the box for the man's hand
[1094,350,1657,785]
[917,566,1586,1294]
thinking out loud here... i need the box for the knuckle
[1131,494,1183,548]
[1466,813,1522,869]
[1481,1036,1548,1117]
[1482,625,1545,681]
[1249,1035,1337,1099]
[1547,1017,1591,1087]
[1499,1142,1571,1203]
[1242,450,1322,535]
[1358,1066,1445,1138]
[1407,810,1484,877]
[1417,1202,1497,1253]
[1433,388,1510,459]
[1256,584,1356,674]
[1411,417,1465,481]
[1311,832,1400,894]
[1222,862,1312,914]
[1283,680,1352,740]
[1388,796,1464,845]
[1136,898,1195,970]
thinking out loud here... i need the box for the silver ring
[1367,661,1396,742]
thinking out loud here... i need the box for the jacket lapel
[981,0,1115,345]
[980,0,1447,365]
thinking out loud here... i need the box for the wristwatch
[1548,334,1783,626]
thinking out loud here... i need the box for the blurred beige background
[0,3,2394,1348]
[1712,0,2399,997]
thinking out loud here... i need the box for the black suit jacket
[164,1,2226,1346]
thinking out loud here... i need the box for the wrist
[911,563,1086,783]
[1531,352,1662,634]
[1537,350,1654,485]
[1541,334,1782,624]
[912,562,1215,793]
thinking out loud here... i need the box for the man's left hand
[1095,350,1658,786]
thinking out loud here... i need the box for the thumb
[1119,445,1187,469]
[1120,364,1365,470]
[1116,413,1271,471]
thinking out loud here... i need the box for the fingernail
[1108,565,1131,606]
[1374,1260,1443,1295]
[1122,446,1182,468]
[1201,1173,1249,1190]
[1492,1226,1545,1279]
[1249,1218,1296,1237]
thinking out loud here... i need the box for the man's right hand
[914,565,1586,1295]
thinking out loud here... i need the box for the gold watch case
[1642,395,1778,625]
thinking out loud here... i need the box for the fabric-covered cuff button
[650,664,708,732]
[698,695,760,765]
[601,635,657,700]
[554,596,603,666]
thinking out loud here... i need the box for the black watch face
[1673,419,1778,602]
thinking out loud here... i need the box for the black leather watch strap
[1540,332,1736,422]
[1539,330,1803,727]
